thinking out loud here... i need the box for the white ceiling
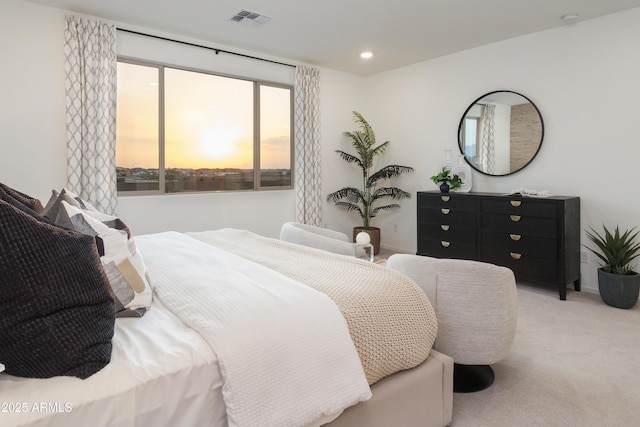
[27,0,640,75]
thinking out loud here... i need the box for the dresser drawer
[419,207,477,226]
[418,237,476,260]
[481,198,558,218]
[481,213,557,238]
[481,231,558,260]
[418,193,476,209]
[482,250,559,282]
[419,222,476,244]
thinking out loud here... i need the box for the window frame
[116,57,295,196]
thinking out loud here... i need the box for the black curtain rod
[116,28,296,69]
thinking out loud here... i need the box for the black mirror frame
[458,90,544,177]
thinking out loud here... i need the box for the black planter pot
[439,182,450,193]
[597,268,640,309]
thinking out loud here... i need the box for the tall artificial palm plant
[327,111,414,229]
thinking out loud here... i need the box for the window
[461,116,481,169]
[116,60,293,194]
[462,117,479,158]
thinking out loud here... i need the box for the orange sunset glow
[116,62,291,171]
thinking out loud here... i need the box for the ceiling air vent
[228,9,272,28]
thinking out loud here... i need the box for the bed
[0,184,453,427]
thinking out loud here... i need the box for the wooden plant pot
[353,226,381,255]
[597,268,640,309]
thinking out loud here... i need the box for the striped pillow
[55,201,153,317]
[42,188,97,221]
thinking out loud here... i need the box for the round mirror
[458,90,544,176]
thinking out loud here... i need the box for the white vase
[452,155,472,192]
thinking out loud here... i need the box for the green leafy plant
[585,225,640,275]
[430,167,463,190]
[327,111,414,228]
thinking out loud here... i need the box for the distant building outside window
[116,60,293,194]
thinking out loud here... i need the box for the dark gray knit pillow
[0,183,44,214]
[0,198,115,379]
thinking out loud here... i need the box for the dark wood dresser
[417,191,580,299]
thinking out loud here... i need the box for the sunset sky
[116,62,291,170]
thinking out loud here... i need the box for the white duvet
[136,232,371,427]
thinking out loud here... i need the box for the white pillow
[56,201,152,317]
[0,363,5,373]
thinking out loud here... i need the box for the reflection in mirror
[458,91,544,176]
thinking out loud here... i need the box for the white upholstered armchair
[386,254,518,392]
[279,222,355,256]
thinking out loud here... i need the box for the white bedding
[188,228,438,385]
[136,232,371,427]
[0,298,223,427]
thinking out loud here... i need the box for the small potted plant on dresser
[327,111,414,254]
[585,225,640,309]
[430,167,463,193]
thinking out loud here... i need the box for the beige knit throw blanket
[187,228,438,385]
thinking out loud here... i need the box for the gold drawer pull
[510,200,522,207]
[441,208,451,214]
[510,215,521,222]
[441,225,450,231]
[441,196,450,202]
[510,234,522,241]
[510,252,522,260]
[441,241,451,248]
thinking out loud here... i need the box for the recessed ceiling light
[360,51,373,59]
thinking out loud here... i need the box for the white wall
[0,0,67,198]
[342,8,640,293]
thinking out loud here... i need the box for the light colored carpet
[451,282,640,427]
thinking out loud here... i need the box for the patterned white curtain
[480,104,496,174]
[64,16,118,215]
[294,66,322,226]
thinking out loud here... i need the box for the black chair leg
[453,364,495,393]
